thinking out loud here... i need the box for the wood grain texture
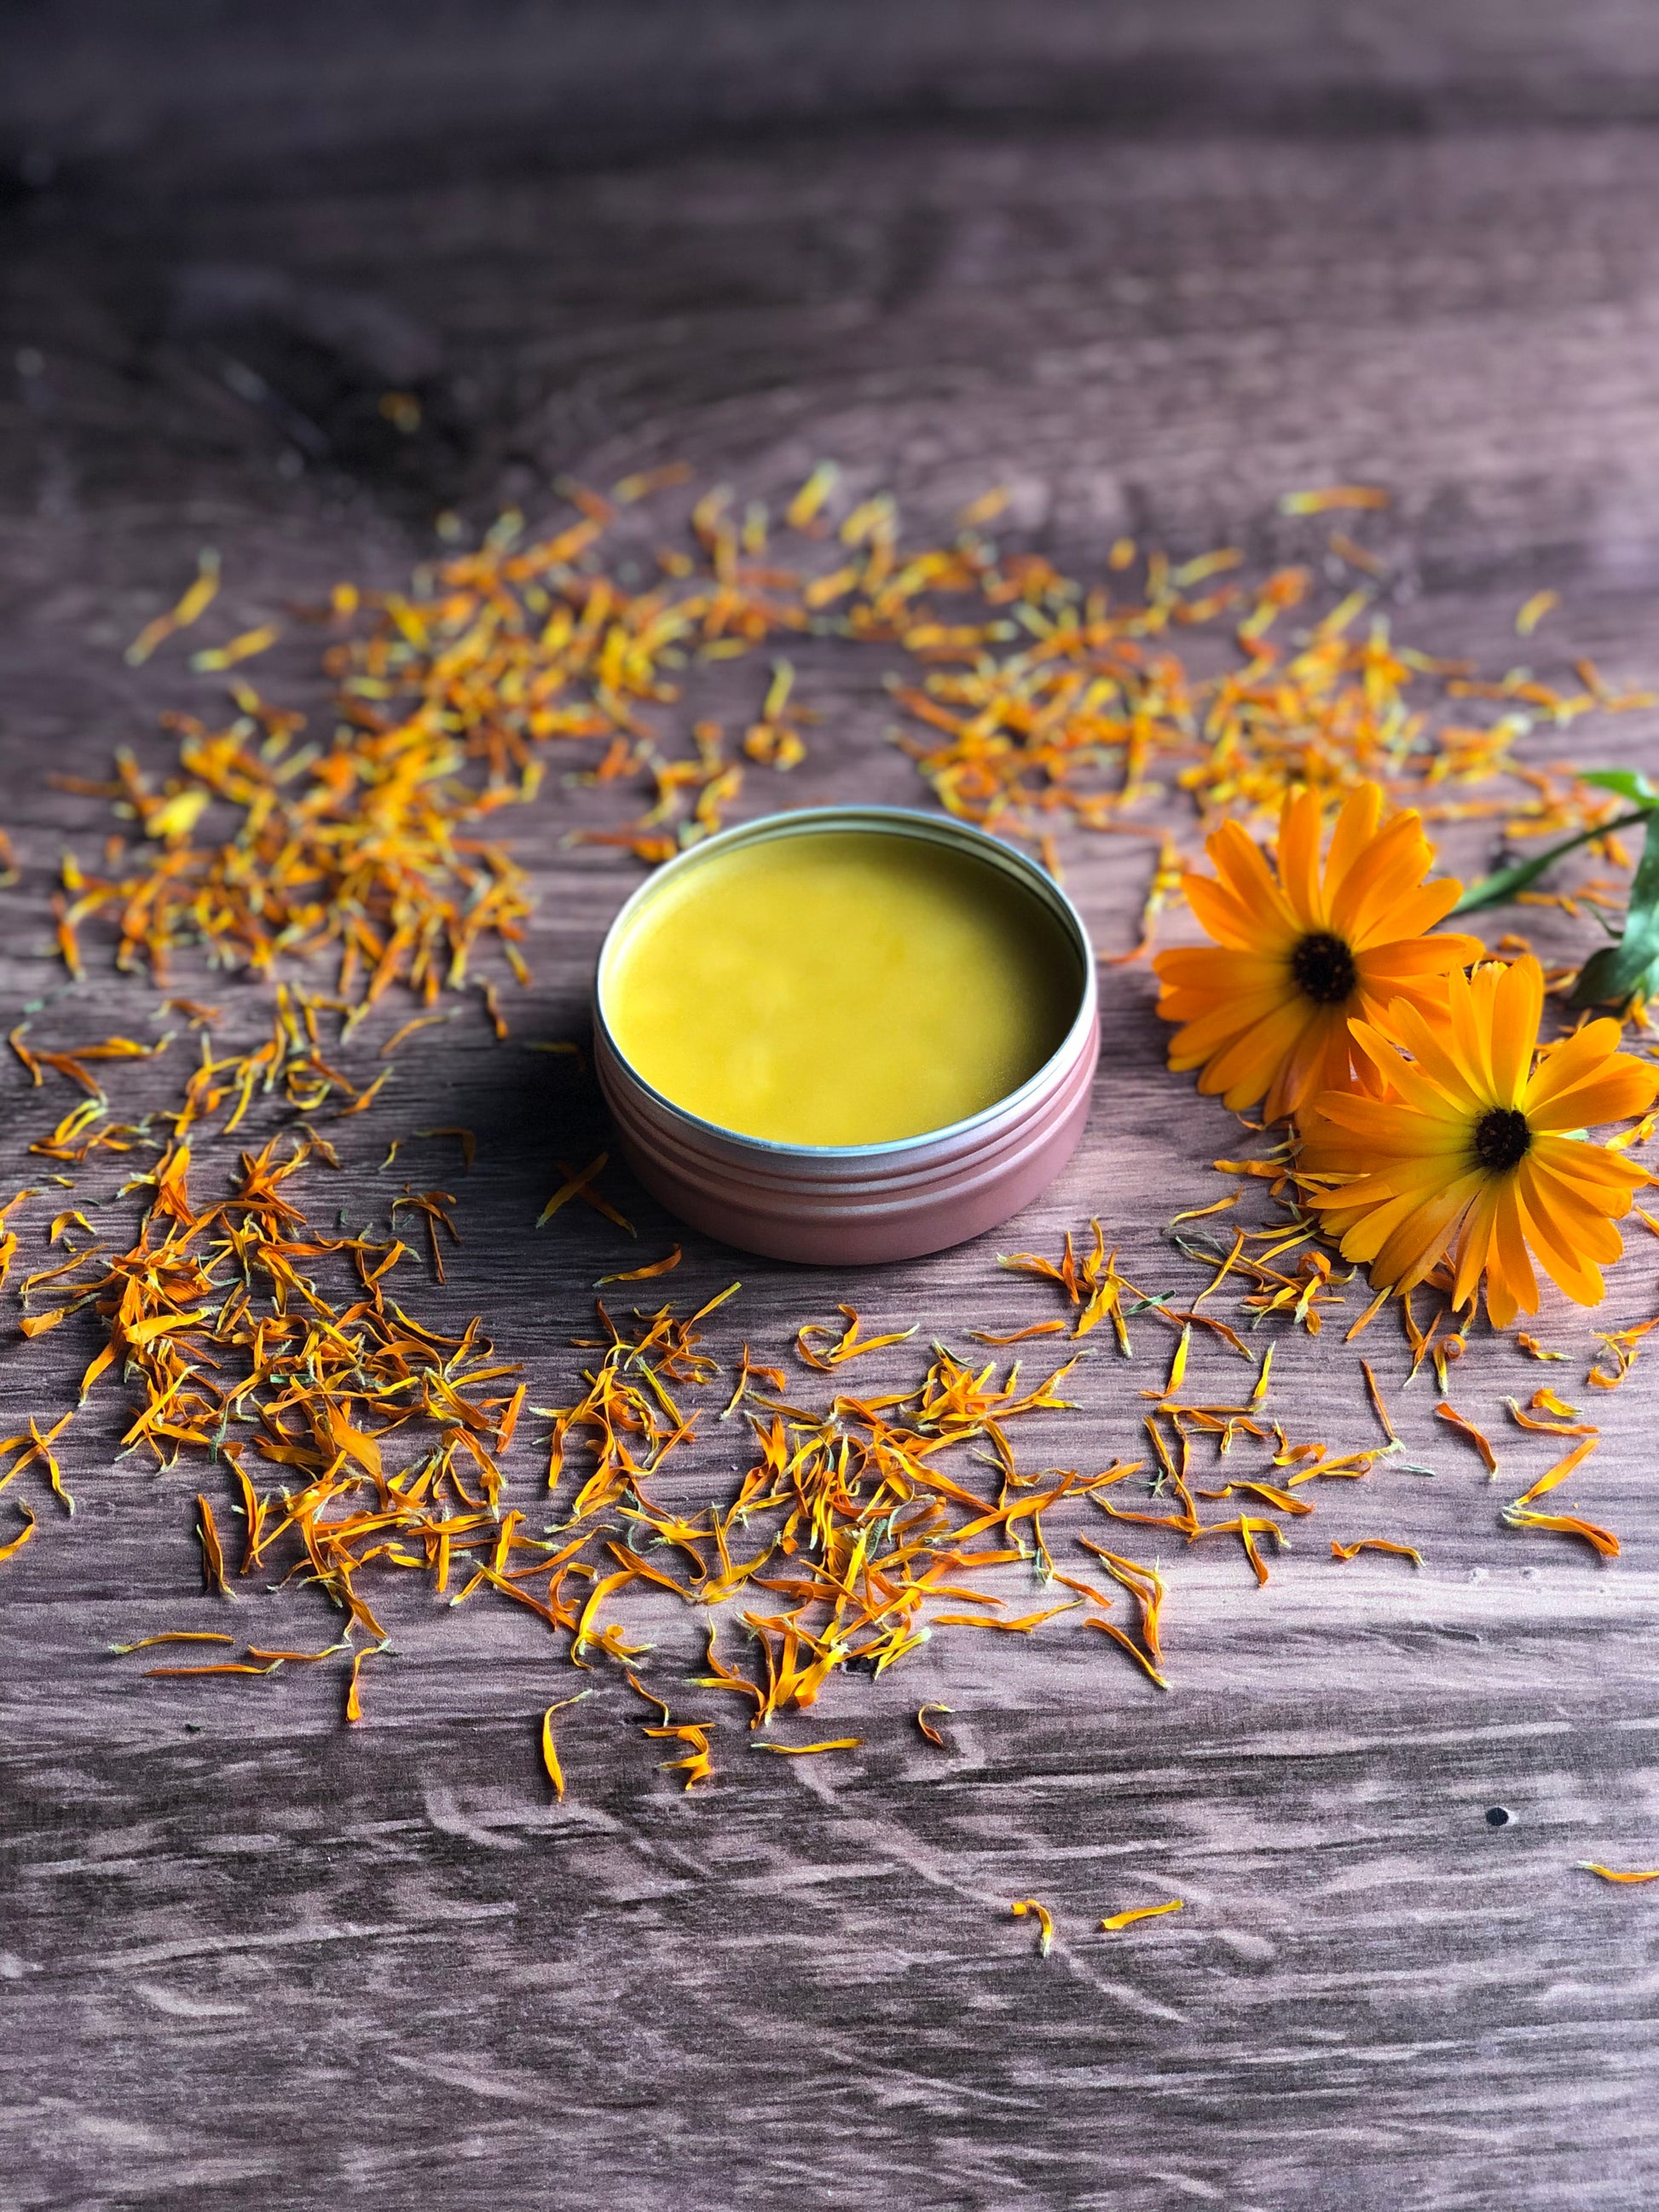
[7,9,1659,2208]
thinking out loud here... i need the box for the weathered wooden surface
[8,9,1659,2208]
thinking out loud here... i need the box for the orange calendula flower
[1153,784,1480,1121]
[1298,956,1659,1325]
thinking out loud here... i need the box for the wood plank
[4,12,1659,2205]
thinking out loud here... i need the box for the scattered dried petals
[1010,1897,1055,1955]
[1100,1898,1185,1931]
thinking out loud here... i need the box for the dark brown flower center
[1473,1106,1531,1173]
[1290,931,1357,1006]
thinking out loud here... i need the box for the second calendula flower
[1153,783,1482,1121]
[1298,955,1659,1325]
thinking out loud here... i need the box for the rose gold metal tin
[592,806,1099,1265]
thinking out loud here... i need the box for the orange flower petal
[1488,956,1544,1108]
[1275,788,1326,929]
[1204,820,1300,937]
[1199,1002,1314,1110]
[1266,1005,1354,1122]
[1519,1157,1626,1268]
[1365,1000,1483,1114]
[1164,985,1304,1070]
[1154,945,1292,995]
[1328,815,1436,941]
[1344,1021,1472,1118]
[1486,1181,1538,1324]
[1349,880,1467,947]
[1181,872,1298,953]
[1337,1168,1482,1282]
[1525,1031,1659,1133]
[1452,1181,1502,1313]
[1321,782,1385,890]
[1356,932,1481,981]
[1529,1132,1644,1198]
[1445,963,1499,1102]
[1304,1090,1470,1161]
[1515,1163,1610,1305]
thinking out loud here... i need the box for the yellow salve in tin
[602,827,1079,1146]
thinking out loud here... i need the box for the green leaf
[1577,768,1659,807]
[1569,807,1659,1008]
[1452,807,1650,915]
[1570,941,1659,1008]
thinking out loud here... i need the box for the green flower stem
[1451,809,1650,915]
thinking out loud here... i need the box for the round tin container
[592,805,1099,1265]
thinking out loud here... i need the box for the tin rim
[592,804,1098,1161]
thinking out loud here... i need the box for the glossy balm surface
[602,828,1080,1146]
